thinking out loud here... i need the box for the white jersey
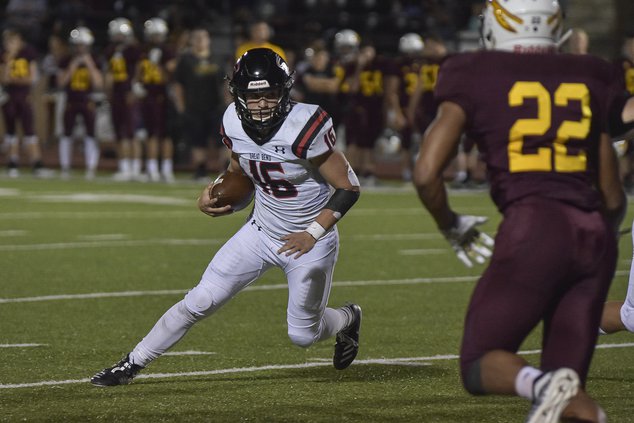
[221,102,337,239]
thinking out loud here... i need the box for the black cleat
[333,303,362,370]
[90,354,144,387]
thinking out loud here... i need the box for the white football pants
[621,226,634,332]
[131,220,347,366]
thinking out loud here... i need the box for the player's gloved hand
[441,214,494,268]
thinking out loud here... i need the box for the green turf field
[1,175,633,422]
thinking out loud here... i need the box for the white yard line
[399,249,448,255]
[0,276,478,304]
[163,351,216,356]
[0,230,27,237]
[0,233,443,252]
[1,271,630,304]
[0,344,47,348]
[0,238,224,251]
[1,342,632,390]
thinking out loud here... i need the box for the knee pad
[4,135,17,146]
[184,284,217,318]
[462,359,486,396]
[288,331,317,349]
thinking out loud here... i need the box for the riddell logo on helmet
[513,45,556,54]
[248,80,270,89]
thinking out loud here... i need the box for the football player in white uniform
[91,48,362,386]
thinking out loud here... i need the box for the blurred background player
[385,32,425,182]
[614,32,634,192]
[105,17,142,181]
[338,36,398,186]
[57,26,103,179]
[294,40,340,126]
[235,20,286,61]
[134,17,176,183]
[0,28,46,178]
[173,26,225,181]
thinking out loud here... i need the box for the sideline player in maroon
[413,1,626,422]
[57,27,103,179]
[134,17,176,183]
[340,40,397,186]
[0,29,45,177]
[105,18,142,181]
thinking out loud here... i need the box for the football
[210,171,255,211]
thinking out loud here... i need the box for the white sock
[315,307,349,342]
[84,137,99,171]
[129,301,200,367]
[147,159,159,175]
[119,158,130,174]
[59,136,72,170]
[131,159,142,175]
[515,366,543,400]
[162,158,173,175]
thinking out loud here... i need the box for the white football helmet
[108,17,134,41]
[334,29,360,63]
[481,0,563,52]
[69,27,94,46]
[144,17,168,41]
[399,33,424,55]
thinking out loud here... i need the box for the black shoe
[333,304,362,370]
[90,354,144,386]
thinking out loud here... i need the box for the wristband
[305,221,326,240]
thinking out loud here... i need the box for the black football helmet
[228,48,294,138]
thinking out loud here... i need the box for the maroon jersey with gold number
[59,54,99,103]
[105,43,141,94]
[138,45,174,97]
[1,46,37,98]
[435,50,622,212]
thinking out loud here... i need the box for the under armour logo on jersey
[251,219,262,231]
[274,146,286,154]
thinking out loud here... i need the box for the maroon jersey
[104,43,141,94]
[395,55,422,108]
[435,50,622,212]
[59,54,99,103]
[138,45,174,97]
[418,57,442,124]
[343,55,398,113]
[1,46,37,97]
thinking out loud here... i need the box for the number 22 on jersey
[508,81,590,173]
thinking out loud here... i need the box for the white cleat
[148,171,161,182]
[7,168,19,178]
[526,368,580,423]
[162,172,175,184]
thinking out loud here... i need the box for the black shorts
[183,111,222,148]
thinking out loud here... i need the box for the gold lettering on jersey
[508,82,551,172]
[508,81,589,173]
[625,68,634,95]
[404,71,418,95]
[109,56,128,82]
[359,70,382,96]
[141,59,163,84]
[553,83,589,172]
[9,58,29,78]
[334,65,349,93]
[70,67,90,91]
[420,64,439,92]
